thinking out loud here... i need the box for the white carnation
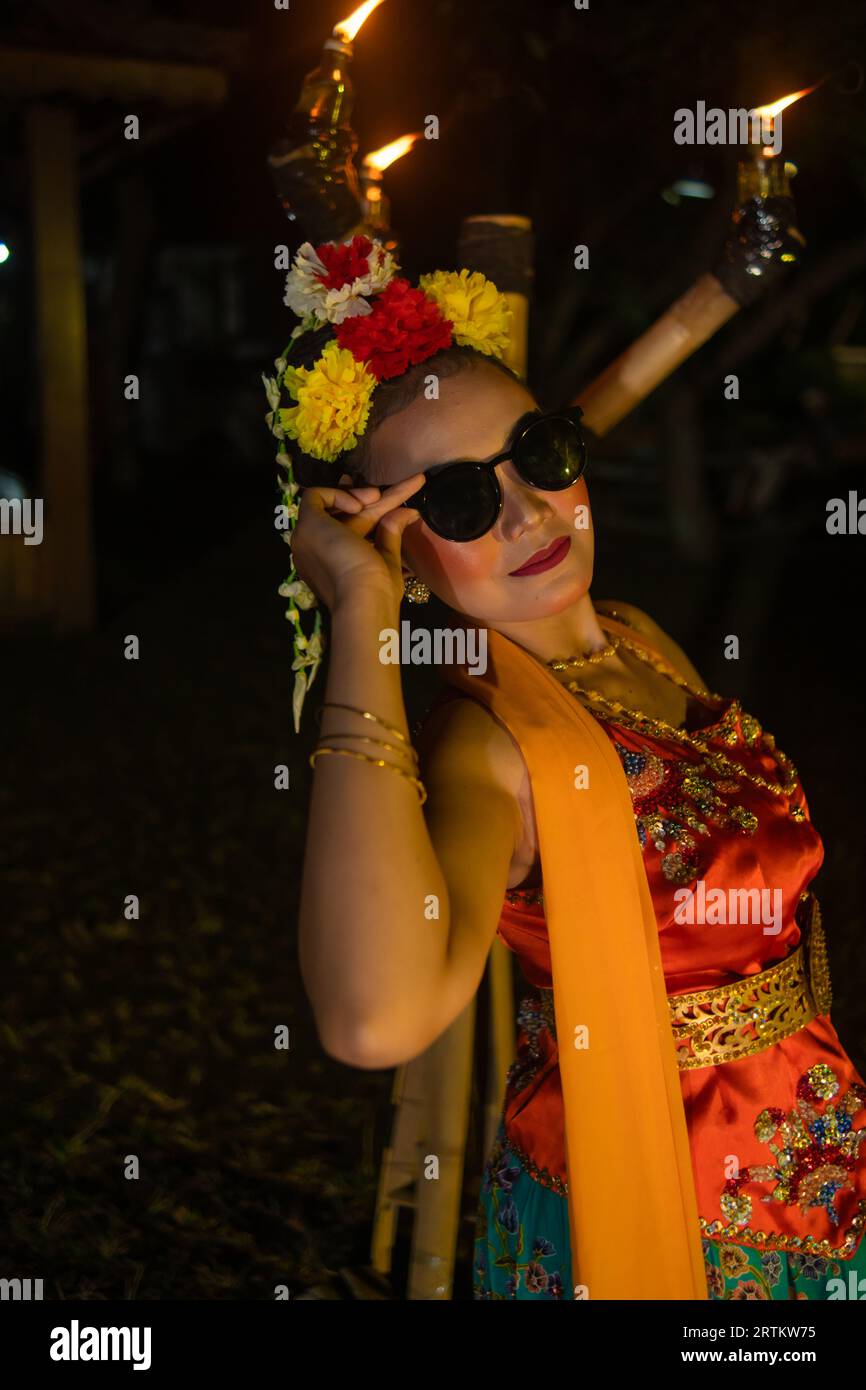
[283,237,399,325]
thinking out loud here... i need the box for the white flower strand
[266,352,325,732]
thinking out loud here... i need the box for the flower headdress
[263,233,512,730]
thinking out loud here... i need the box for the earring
[403,573,430,604]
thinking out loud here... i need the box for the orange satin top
[496,615,866,1263]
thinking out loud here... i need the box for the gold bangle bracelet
[319,702,411,744]
[310,744,427,804]
[316,732,419,766]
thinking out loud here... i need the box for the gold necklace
[549,628,800,801]
[547,636,623,671]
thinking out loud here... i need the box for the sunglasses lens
[517,416,586,490]
[423,466,501,542]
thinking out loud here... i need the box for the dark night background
[2,0,866,1299]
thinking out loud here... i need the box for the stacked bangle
[309,744,427,803]
[317,701,412,744]
[310,702,426,804]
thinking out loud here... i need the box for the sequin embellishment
[720,1065,866,1229]
[614,742,758,884]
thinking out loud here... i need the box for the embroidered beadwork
[720,1066,866,1232]
[510,1142,567,1196]
[506,996,553,1097]
[502,697,799,908]
[701,1199,866,1258]
[612,741,759,885]
[504,886,544,906]
[573,624,802,806]
[480,1106,569,1195]
[539,988,557,1039]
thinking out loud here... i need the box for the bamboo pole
[575,271,740,437]
[407,997,477,1300]
[27,103,95,632]
[484,943,516,1156]
[369,1061,428,1275]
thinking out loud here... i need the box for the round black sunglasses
[364,405,587,543]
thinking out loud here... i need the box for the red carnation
[334,277,453,380]
[314,235,375,290]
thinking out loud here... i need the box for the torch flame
[752,84,819,119]
[363,132,422,171]
[334,0,385,43]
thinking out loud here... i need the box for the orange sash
[444,620,708,1299]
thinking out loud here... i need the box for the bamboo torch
[575,87,815,436]
[266,0,385,244]
[359,132,423,251]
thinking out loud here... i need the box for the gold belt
[538,894,832,1071]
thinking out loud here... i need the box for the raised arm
[293,482,524,1071]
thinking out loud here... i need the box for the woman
[273,235,866,1300]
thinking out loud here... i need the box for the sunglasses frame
[395,404,588,543]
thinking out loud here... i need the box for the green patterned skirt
[473,1123,866,1300]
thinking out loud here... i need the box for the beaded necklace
[548,627,800,801]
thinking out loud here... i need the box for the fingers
[343,485,382,506]
[299,486,366,517]
[299,476,424,529]
[341,473,426,536]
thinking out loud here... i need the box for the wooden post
[27,102,95,631]
[459,213,533,381]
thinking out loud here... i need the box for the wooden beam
[0,47,227,107]
[22,0,248,71]
[27,102,95,632]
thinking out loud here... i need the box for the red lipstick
[508,535,571,577]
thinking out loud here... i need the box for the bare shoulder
[596,598,709,690]
[419,695,528,801]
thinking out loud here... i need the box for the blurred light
[0,242,10,265]
[662,177,715,205]
[671,178,715,199]
[0,469,26,500]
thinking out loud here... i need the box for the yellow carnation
[418,268,512,358]
[279,341,376,462]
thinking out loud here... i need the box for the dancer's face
[366,365,595,626]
